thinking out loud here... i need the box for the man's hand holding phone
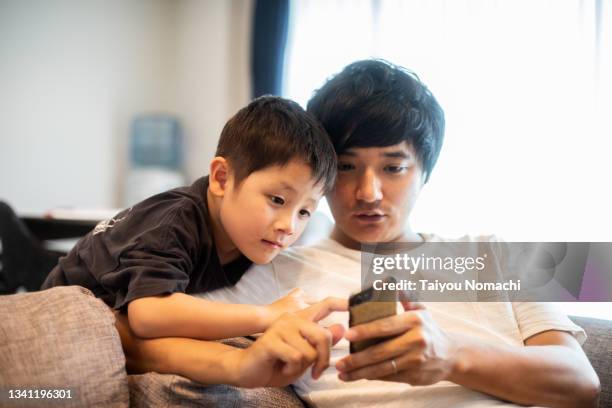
[339,290,457,386]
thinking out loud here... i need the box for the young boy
[41,95,337,342]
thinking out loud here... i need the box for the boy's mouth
[262,239,284,249]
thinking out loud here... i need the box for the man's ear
[209,157,231,197]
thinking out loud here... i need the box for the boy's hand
[294,296,348,323]
[262,288,311,328]
[230,297,347,388]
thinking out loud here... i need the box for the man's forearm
[448,335,600,407]
[128,293,270,340]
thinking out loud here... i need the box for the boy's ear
[209,157,231,197]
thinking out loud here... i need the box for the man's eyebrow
[339,150,411,159]
[382,151,411,159]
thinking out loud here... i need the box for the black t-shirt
[41,176,252,310]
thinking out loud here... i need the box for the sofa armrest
[0,286,129,407]
[569,315,612,407]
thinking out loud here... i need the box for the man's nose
[355,169,382,203]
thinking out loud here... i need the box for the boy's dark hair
[216,96,336,192]
[306,59,445,183]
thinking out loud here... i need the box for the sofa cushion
[129,373,304,408]
[570,315,612,407]
[0,286,129,407]
[128,336,304,407]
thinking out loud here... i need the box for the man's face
[326,142,424,249]
[220,160,324,264]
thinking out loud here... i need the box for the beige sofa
[1,286,610,407]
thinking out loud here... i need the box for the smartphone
[348,278,398,353]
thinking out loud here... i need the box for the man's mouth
[353,211,386,223]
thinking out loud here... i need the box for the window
[284,0,612,319]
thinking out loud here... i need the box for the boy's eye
[299,209,312,218]
[269,196,285,205]
[384,165,408,174]
[338,163,355,172]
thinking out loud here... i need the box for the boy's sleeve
[105,243,192,310]
[91,206,201,311]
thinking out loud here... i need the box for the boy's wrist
[256,304,276,330]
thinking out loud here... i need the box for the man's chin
[345,229,391,246]
[332,224,397,249]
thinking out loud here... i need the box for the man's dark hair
[216,95,336,192]
[307,59,445,183]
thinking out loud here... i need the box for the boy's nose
[355,169,382,203]
[274,215,296,236]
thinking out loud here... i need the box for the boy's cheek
[290,224,309,244]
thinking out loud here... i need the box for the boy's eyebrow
[278,183,320,206]
[382,150,411,159]
[278,182,297,193]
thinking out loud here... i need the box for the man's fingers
[337,331,420,373]
[345,311,421,342]
[338,357,400,382]
[339,350,425,383]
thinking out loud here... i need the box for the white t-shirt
[201,235,586,408]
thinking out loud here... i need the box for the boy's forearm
[116,311,243,385]
[127,293,271,340]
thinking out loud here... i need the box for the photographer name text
[374,278,521,293]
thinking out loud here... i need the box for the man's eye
[299,209,312,218]
[338,163,355,172]
[270,196,285,205]
[384,165,407,174]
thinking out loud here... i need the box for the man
[119,60,600,407]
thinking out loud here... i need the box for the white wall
[174,0,253,188]
[0,0,252,213]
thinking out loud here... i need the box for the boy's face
[219,160,324,264]
[326,142,424,249]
